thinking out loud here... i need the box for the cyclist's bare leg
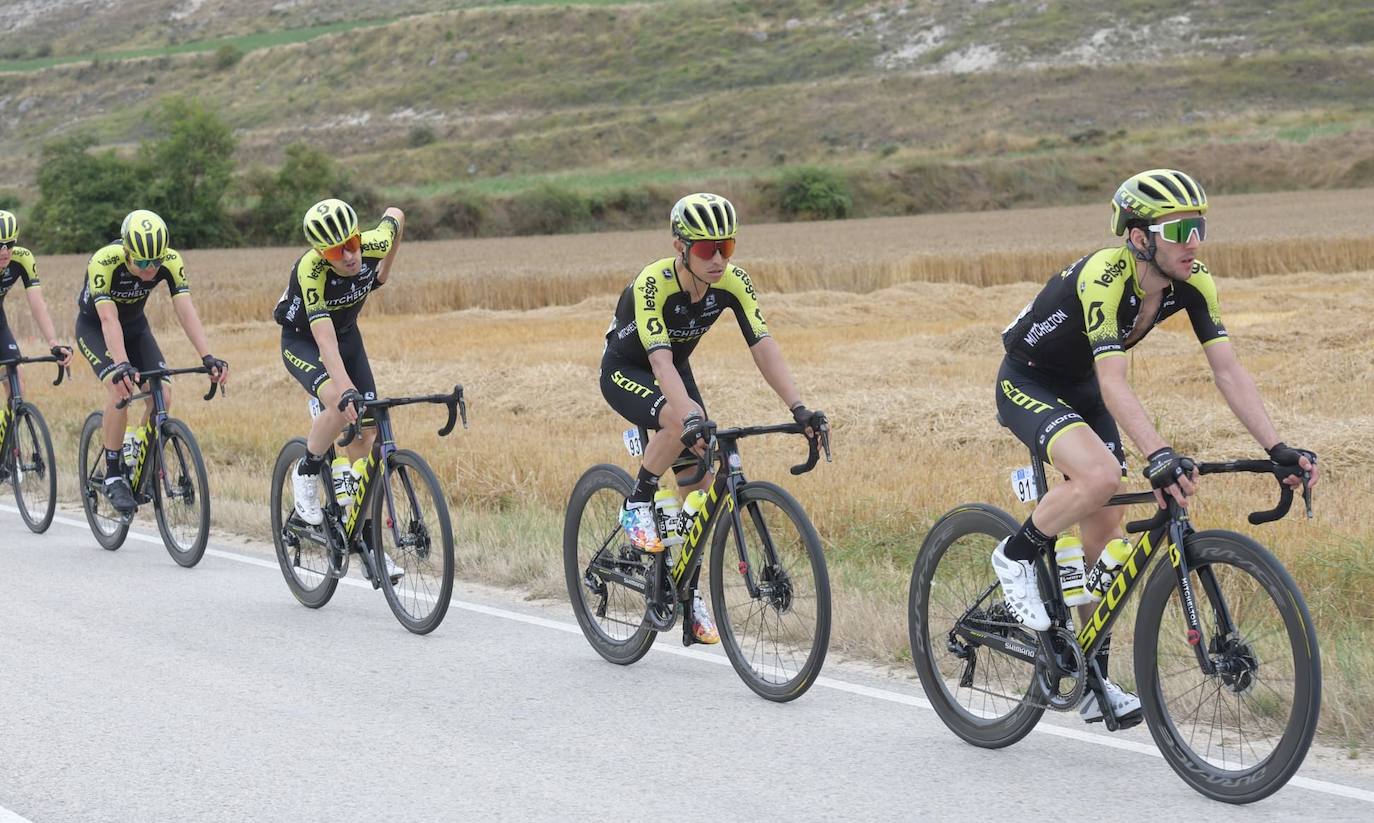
[1030,425,1123,537]
[307,380,350,456]
[641,399,704,478]
[101,379,129,452]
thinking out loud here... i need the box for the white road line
[0,805,35,823]
[6,505,1374,805]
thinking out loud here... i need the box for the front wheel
[563,464,656,665]
[153,418,211,567]
[1134,530,1321,804]
[709,480,831,702]
[77,411,130,551]
[908,504,1044,748]
[371,449,455,635]
[270,438,338,609]
[11,402,57,533]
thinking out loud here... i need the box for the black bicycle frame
[114,366,218,499]
[0,355,64,464]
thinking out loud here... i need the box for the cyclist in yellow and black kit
[0,210,75,401]
[274,198,406,580]
[74,210,229,515]
[991,169,1320,725]
[601,192,827,644]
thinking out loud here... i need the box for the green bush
[240,143,380,244]
[407,125,437,148]
[213,44,244,71]
[507,184,591,235]
[776,167,853,221]
[140,98,238,247]
[28,137,140,253]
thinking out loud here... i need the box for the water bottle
[654,489,683,547]
[677,489,708,539]
[331,455,356,507]
[1054,536,1094,606]
[1086,537,1134,601]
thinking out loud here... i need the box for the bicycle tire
[153,418,211,567]
[563,464,656,665]
[709,480,831,702]
[11,402,57,533]
[1134,529,1321,803]
[908,503,1044,748]
[77,411,130,551]
[372,449,455,635]
[270,438,338,608]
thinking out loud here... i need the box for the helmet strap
[677,239,711,299]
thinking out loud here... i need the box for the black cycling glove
[680,411,707,450]
[1267,442,1317,467]
[50,345,72,360]
[202,354,228,376]
[109,362,137,386]
[1144,447,1196,490]
[338,387,366,417]
[791,404,828,435]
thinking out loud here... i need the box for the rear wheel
[372,449,455,635]
[270,439,338,608]
[908,504,1044,748]
[77,411,130,551]
[709,480,830,702]
[563,464,656,665]
[11,402,57,533]
[153,418,211,567]
[1135,530,1321,803]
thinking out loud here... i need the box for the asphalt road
[2,506,1373,822]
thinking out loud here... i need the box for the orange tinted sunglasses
[687,238,735,260]
[321,233,361,262]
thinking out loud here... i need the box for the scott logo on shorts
[611,370,653,398]
[284,349,317,373]
[1000,380,1052,414]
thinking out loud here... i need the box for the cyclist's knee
[317,382,341,411]
[656,400,701,435]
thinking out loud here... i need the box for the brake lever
[1301,470,1313,519]
[52,363,68,386]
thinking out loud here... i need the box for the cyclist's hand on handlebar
[338,387,365,424]
[790,404,828,440]
[680,410,708,457]
[202,354,230,384]
[1268,442,1319,489]
[109,362,138,400]
[50,344,73,368]
[1145,446,1198,509]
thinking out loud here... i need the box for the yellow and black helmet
[121,209,170,259]
[303,198,359,251]
[0,210,17,243]
[1111,169,1208,236]
[670,193,738,241]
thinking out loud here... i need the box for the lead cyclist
[990,169,1320,725]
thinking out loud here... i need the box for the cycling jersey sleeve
[296,255,332,327]
[11,247,38,288]
[362,217,398,261]
[1077,252,1133,362]
[632,262,677,356]
[162,249,191,298]
[86,250,119,308]
[1179,261,1228,347]
[719,265,770,346]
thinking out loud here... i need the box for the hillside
[3,1,1374,231]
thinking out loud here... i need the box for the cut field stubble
[8,200,1372,745]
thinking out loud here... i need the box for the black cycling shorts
[995,357,1127,476]
[600,354,706,430]
[0,311,18,362]
[281,325,377,403]
[75,313,166,382]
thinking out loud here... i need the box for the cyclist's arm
[22,289,63,351]
[1203,340,1281,450]
[95,301,131,367]
[170,294,217,364]
[1095,355,1168,456]
[376,208,405,286]
[749,337,803,410]
[647,348,701,421]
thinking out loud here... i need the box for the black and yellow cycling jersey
[273,216,398,334]
[76,242,189,323]
[602,257,770,368]
[1002,246,1228,378]
[0,246,40,305]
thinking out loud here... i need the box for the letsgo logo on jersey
[1022,308,1069,347]
[1092,258,1128,288]
[640,275,658,311]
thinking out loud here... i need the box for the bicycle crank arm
[953,625,1039,665]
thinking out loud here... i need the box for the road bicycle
[270,385,465,635]
[565,419,832,701]
[77,365,219,566]
[0,353,67,533]
[908,448,1320,803]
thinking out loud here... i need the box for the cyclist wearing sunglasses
[75,209,230,515]
[990,169,1319,726]
[0,211,75,403]
[274,198,406,578]
[600,192,826,645]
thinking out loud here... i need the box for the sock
[1095,632,1112,680]
[298,450,325,476]
[104,448,123,478]
[1004,516,1053,562]
[627,466,659,506]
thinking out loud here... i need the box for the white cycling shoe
[292,460,324,526]
[991,538,1051,631]
[1079,678,1142,722]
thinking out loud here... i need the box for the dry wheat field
[8,188,1374,744]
